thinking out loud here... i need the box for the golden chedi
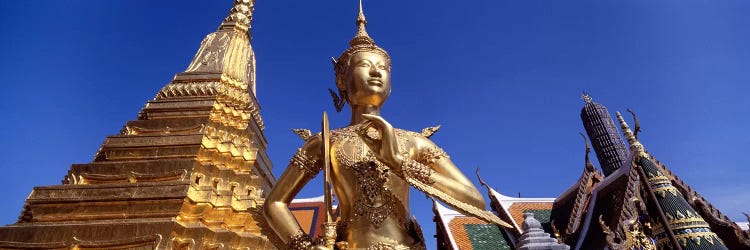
[0,0,276,249]
[262,2,511,249]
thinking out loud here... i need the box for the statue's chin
[349,95,388,108]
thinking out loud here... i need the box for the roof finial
[626,108,641,139]
[475,167,492,193]
[582,91,592,103]
[350,0,374,46]
[616,111,646,156]
[580,132,595,171]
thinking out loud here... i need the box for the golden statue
[263,2,510,249]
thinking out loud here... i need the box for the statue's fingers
[361,114,375,121]
[362,114,387,128]
[360,115,379,128]
[358,125,380,145]
[357,121,373,135]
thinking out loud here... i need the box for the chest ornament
[332,126,409,229]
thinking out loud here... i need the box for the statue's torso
[329,125,425,249]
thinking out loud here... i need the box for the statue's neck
[349,105,381,125]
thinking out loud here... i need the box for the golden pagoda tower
[0,0,276,248]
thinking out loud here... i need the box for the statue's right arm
[263,135,322,247]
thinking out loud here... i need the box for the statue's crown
[334,0,391,90]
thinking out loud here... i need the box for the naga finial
[475,167,492,192]
[626,108,641,139]
[580,132,595,171]
[582,91,593,103]
[580,132,591,158]
[291,128,313,141]
[616,111,646,156]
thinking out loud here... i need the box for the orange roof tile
[435,201,512,250]
[448,217,511,250]
[508,202,553,233]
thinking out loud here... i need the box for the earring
[328,88,346,112]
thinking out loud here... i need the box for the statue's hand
[360,114,404,172]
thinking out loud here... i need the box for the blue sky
[1,0,748,248]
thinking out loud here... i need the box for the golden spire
[222,0,254,29]
[357,0,367,28]
[350,0,375,46]
[615,111,646,157]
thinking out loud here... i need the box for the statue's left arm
[409,136,486,209]
[361,114,511,227]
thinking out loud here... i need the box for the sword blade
[321,112,333,222]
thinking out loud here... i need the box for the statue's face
[344,51,391,107]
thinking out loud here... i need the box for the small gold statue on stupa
[263,2,511,249]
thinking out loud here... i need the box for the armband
[289,149,321,177]
[418,146,449,164]
[402,160,435,184]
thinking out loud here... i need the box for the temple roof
[616,111,745,249]
[550,148,603,246]
[488,189,555,235]
[572,155,641,249]
[433,201,513,250]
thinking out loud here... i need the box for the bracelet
[402,160,435,184]
[289,230,313,250]
[290,149,321,177]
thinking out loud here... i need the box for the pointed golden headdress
[332,0,392,102]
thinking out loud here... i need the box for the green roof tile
[464,224,512,250]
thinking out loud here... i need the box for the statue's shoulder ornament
[391,124,440,140]
[399,125,448,164]
[291,128,313,141]
[383,126,449,166]
[420,125,441,138]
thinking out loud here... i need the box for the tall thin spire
[358,0,367,26]
[350,0,374,46]
[615,111,645,156]
[221,0,255,30]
